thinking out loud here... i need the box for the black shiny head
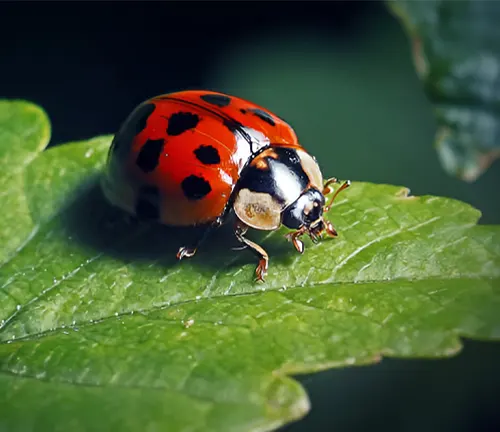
[282,188,325,230]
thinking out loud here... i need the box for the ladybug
[101,90,350,281]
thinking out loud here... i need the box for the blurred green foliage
[388,0,500,183]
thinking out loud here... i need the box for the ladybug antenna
[323,179,351,213]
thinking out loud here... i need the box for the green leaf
[387,0,500,182]
[0,100,499,432]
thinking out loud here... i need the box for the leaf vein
[0,252,103,333]
[327,216,442,281]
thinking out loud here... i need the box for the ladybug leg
[324,220,338,238]
[176,219,222,261]
[322,177,339,195]
[323,179,351,213]
[176,245,198,260]
[318,179,350,242]
[234,223,269,282]
[285,227,307,253]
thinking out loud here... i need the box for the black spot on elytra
[181,175,212,200]
[135,185,160,220]
[223,118,244,133]
[249,108,276,126]
[194,145,221,165]
[135,138,164,173]
[167,112,200,136]
[240,108,247,114]
[200,93,231,107]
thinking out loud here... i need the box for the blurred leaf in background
[387,0,500,182]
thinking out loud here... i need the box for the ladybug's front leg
[234,222,269,282]
[285,227,306,253]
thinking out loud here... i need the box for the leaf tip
[264,375,311,429]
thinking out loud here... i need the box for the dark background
[2,1,499,431]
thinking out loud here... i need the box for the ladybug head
[282,180,350,247]
[282,188,325,232]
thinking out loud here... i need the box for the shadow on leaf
[58,175,298,277]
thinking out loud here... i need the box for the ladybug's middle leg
[234,222,269,282]
[176,218,222,261]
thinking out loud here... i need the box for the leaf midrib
[1,274,495,345]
